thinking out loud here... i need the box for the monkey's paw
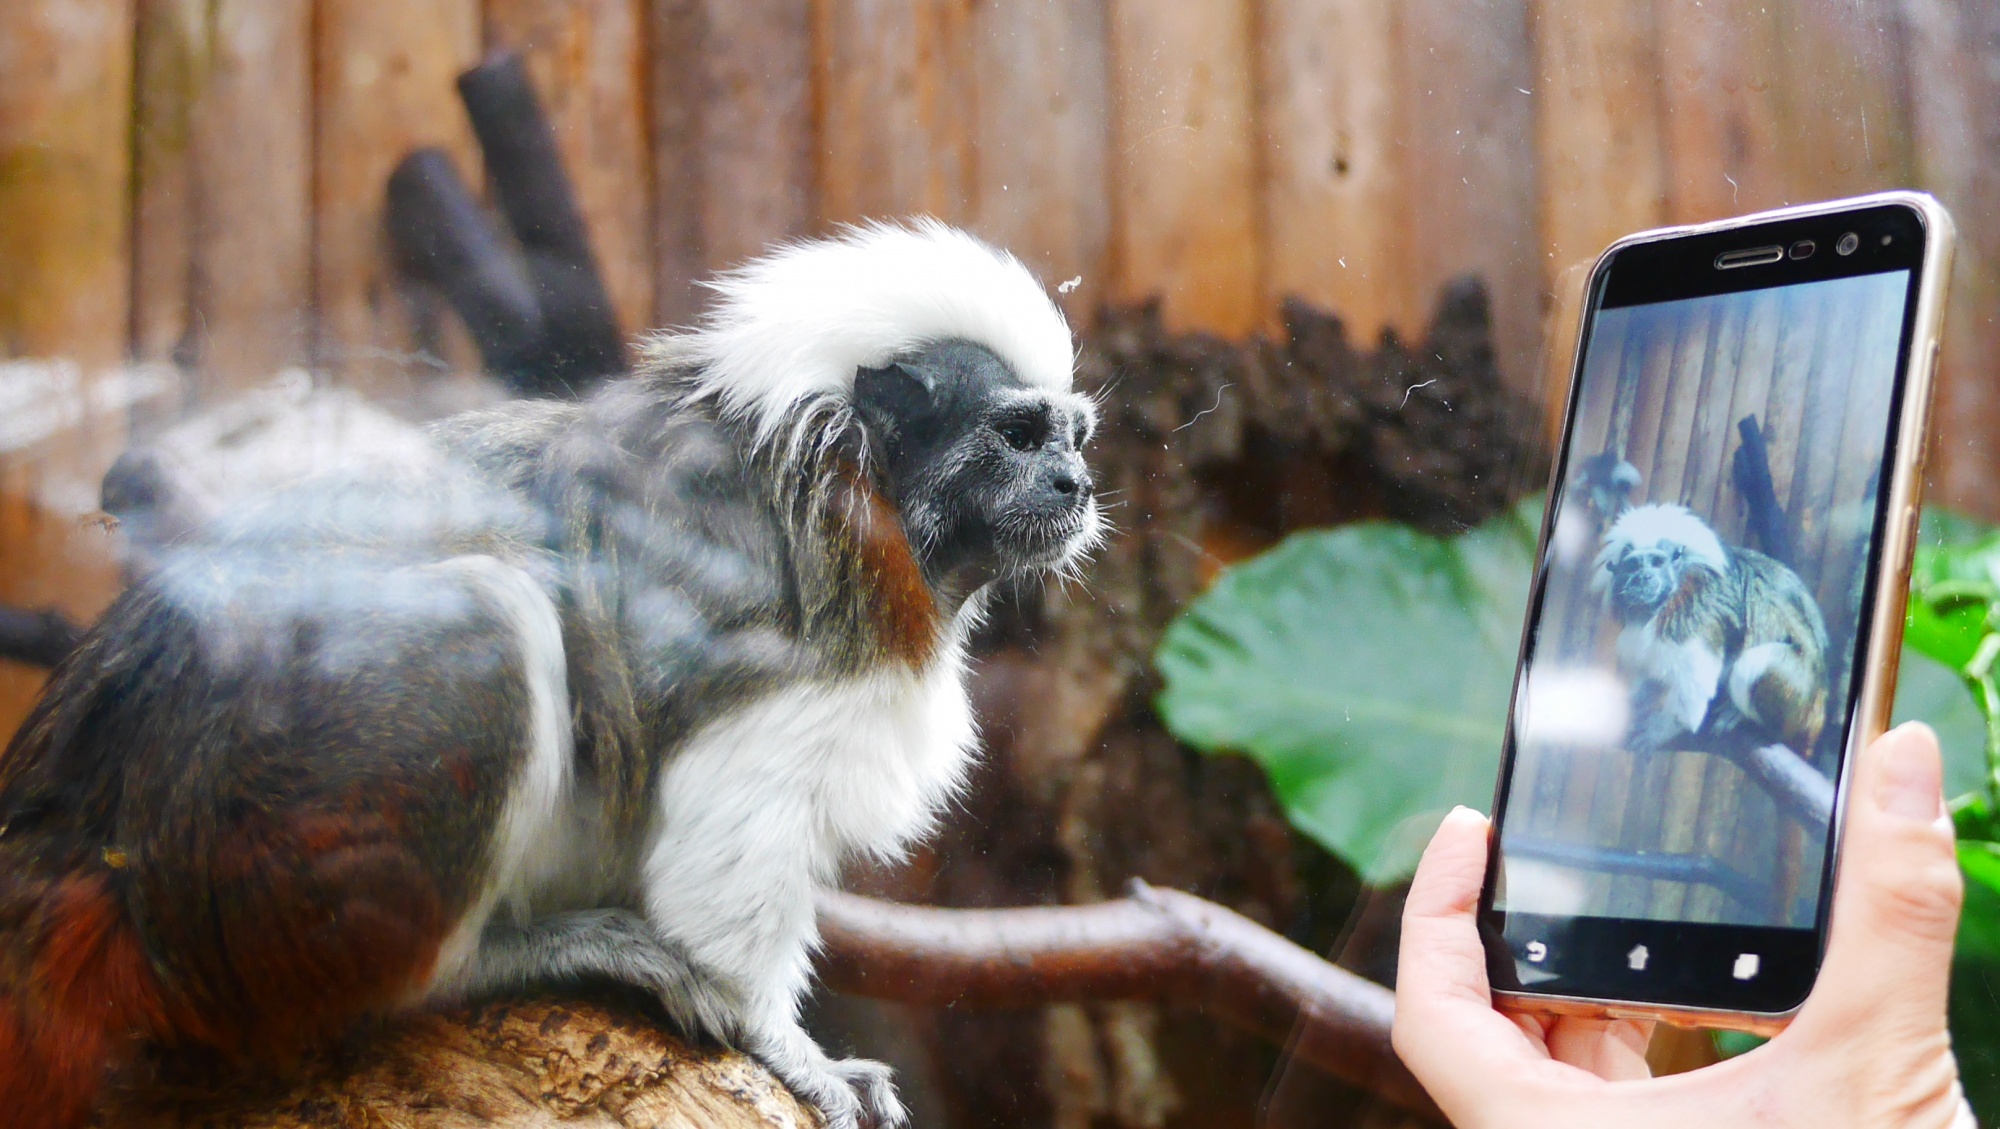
[830,1056,907,1128]
[748,1031,907,1129]
[1626,710,1689,754]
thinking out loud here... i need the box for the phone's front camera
[1837,231,1860,255]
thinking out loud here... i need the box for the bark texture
[99,995,813,1128]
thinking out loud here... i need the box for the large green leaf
[1907,596,1988,674]
[1155,504,1539,884]
[1907,509,2000,672]
[1893,647,1989,802]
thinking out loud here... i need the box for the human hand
[1392,722,1972,1127]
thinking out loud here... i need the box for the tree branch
[386,148,547,381]
[1670,734,1833,830]
[0,603,82,669]
[380,52,626,397]
[1732,414,1795,565]
[815,882,1439,1119]
[456,51,626,391]
[1726,740,1834,829]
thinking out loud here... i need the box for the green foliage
[1155,500,2000,1113]
[1892,649,1988,802]
[1957,842,2000,966]
[1957,960,2000,1123]
[1905,510,2000,843]
[1901,509,2000,1119]
[1904,510,2000,672]
[1710,1029,1766,1059]
[1154,503,1537,885]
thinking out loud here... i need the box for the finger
[1394,808,1546,1104]
[1511,1010,1553,1043]
[1794,723,1961,1044]
[1544,1016,1654,1081]
[1396,806,1498,1010]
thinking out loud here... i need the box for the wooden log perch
[1672,733,1834,832]
[99,995,815,1128]
[1726,740,1835,830]
[83,888,1438,1125]
[816,882,1439,1119]
[386,148,547,377]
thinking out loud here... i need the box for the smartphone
[1479,192,1956,1033]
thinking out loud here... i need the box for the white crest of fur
[656,219,1075,443]
[1592,503,1729,589]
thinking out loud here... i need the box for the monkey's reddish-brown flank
[0,805,460,1129]
[1,875,188,1129]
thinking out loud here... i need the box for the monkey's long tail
[0,855,204,1129]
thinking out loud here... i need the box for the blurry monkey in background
[1576,450,1641,530]
[1595,503,1829,755]
[1548,451,1642,570]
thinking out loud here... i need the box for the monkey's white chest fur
[419,555,982,1037]
[1616,620,1724,739]
[641,647,978,1020]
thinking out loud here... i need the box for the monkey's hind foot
[747,1025,909,1129]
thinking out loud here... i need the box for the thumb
[1396,806,1498,1015]
[1393,807,1542,1110]
[1794,722,1961,1041]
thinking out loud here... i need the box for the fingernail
[1875,723,1944,822]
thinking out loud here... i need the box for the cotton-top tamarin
[1575,450,1641,528]
[1593,503,1828,755]
[0,221,1102,1129]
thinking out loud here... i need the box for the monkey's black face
[1607,542,1687,621]
[853,340,1102,595]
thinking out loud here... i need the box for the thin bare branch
[815,882,1439,1119]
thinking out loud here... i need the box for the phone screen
[1481,202,1931,1015]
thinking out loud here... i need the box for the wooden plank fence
[4,0,2000,735]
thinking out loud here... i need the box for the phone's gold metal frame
[1490,191,1958,1037]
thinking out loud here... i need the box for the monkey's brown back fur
[1727,547,1830,753]
[1644,547,1828,754]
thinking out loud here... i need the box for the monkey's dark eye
[996,418,1041,452]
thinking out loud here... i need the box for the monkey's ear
[854,362,935,433]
